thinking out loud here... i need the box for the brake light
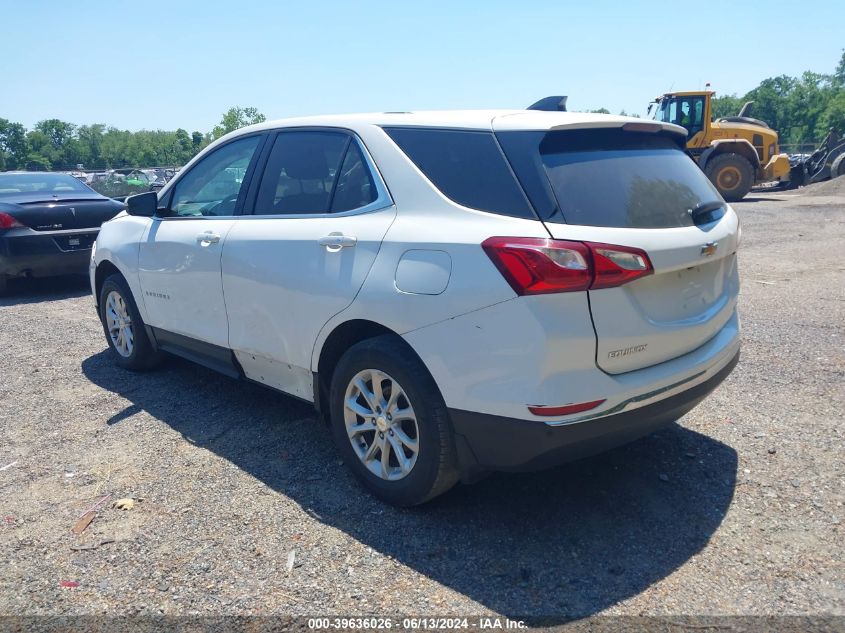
[481,237,591,295]
[588,242,653,289]
[482,237,652,295]
[0,212,24,229]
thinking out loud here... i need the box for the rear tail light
[482,237,652,295]
[0,212,25,229]
[589,242,653,290]
[481,237,591,294]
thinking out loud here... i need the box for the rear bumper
[449,350,739,474]
[0,230,96,278]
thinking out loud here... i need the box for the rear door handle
[318,233,357,251]
[197,231,221,245]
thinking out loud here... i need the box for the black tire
[329,335,459,506]
[0,275,7,296]
[831,154,845,179]
[705,152,754,202]
[99,273,163,371]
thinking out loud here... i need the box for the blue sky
[2,0,843,132]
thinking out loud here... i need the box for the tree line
[1,51,843,172]
[0,106,265,172]
[710,51,844,146]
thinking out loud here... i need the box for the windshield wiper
[688,201,726,225]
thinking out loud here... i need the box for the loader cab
[650,92,712,147]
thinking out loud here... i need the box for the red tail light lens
[481,237,592,295]
[482,237,652,295]
[587,242,653,289]
[0,212,24,229]
[528,398,606,417]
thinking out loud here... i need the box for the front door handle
[318,233,357,252]
[197,231,221,245]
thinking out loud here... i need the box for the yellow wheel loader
[648,91,792,201]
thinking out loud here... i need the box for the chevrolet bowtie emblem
[701,242,718,256]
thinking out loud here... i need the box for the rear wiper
[688,201,726,224]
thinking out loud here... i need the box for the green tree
[212,106,266,139]
[834,49,845,87]
[0,118,29,170]
[710,94,744,120]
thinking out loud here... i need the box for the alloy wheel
[105,290,134,357]
[343,369,420,481]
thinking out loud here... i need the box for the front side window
[168,135,261,217]
[653,97,705,137]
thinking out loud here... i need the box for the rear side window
[254,131,378,215]
[498,129,724,228]
[383,127,534,219]
[255,132,347,214]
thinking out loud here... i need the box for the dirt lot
[0,191,843,624]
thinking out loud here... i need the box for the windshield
[652,99,670,122]
[0,173,95,198]
[498,129,725,228]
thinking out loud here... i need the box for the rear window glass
[383,127,534,219]
[0,173,93,197]
[498,129,724,228]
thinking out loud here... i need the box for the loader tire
[705,153,754,202]
[831,154,845,179]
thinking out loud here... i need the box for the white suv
[91,110,740,506]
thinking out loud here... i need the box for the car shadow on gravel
[0,274,90,305]
[82,350,737,625]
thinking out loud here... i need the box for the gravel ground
[0,193,843,624]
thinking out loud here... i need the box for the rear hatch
[1,192,123,231]
[496,123,740,374]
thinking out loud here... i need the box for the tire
[329,335,459,506]
[831,154,845,179]
[0,275,7,296]
[99,273,163,371]
[705,152,754,202]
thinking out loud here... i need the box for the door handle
[197,231,221,245]
[318,233,357,251]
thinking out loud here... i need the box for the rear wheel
[329,335,459,506]
[99,273,163,371]
[705,152,754,202]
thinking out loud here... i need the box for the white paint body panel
[222,207,396,396]
[541,208,740,373]
[137,218,234,347]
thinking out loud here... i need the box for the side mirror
[126,191,159,217]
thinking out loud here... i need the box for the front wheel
[99,273,163,371]
[329,335,459,506]
[704,152,754,202]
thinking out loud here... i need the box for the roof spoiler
[527,96,568,112]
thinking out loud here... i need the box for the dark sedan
[0,172,124,293]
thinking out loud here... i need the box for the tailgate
[547,221,739,373]
[496,123,741,374]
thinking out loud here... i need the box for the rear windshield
[383,127,535,219]
[497,129,725,228]
[0,173,94,198]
